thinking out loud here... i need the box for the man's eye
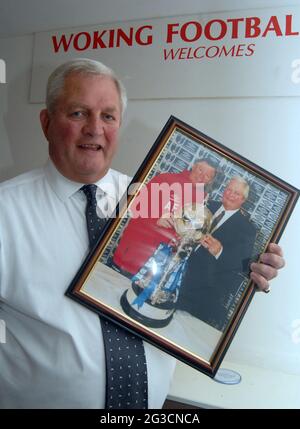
[103,113,115,121]
[70,111,85,118]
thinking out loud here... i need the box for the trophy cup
[120,202,212,328]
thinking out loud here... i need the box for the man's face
[222,179,246,210]
[40,73,122,183]
[189,161,216,185]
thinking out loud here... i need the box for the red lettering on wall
[116,28,134,47]
[51,25,153,52]
[73,32,92,51]
[93,31,107,49]
[135,25,153,45]
[163,48,181,60]
[245,17,261,38]
[245,43,256,56]
[166,23,180,43]
[204,19,227,41]
[52,34,74,53]
[285,14,299,36]
[262,16,283,37]
[227,18,244,39]
[163,44,256,61]
[180,21,202,42]
[51,14,300,54]
[219,45,236,57]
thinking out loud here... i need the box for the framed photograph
[66,116,299,377]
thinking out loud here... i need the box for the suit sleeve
[215,216,257,277]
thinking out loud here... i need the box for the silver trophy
[120,202,212,328]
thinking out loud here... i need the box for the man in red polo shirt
[112,159,217,275]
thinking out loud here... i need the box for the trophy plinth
[120,202,212,328]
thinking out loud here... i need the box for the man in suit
[176,176,257,331]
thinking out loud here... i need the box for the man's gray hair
[194,158,218,175]
[230,175,250,199]
[46,58,127,115]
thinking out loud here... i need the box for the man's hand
[250,243,285,292]
[200,234,223,257]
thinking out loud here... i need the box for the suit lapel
[213,209,242,237]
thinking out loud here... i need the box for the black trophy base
[120,289,175,329]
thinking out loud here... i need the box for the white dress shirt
[0,160,176,409]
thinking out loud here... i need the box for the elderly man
[177,176,267,331]
[0,59,284,409]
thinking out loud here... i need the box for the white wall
[0,0,300,400]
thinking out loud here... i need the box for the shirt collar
[218,204,239,216]
[44,159,116,202]
[96,169,119,200]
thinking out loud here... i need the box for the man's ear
[40,109,50,140]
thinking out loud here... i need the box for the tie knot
[81,184,98,201]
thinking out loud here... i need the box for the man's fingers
[250,243,285,292]
[251,261,278,280]
[250,271,269,291]
[259,251,285,270]
[250,260,279,292]
[267,242,284,257]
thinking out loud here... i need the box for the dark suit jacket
[176,201,257,331]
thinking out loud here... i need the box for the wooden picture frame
[66,116,299,377]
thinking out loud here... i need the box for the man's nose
[228,191,237,199]
[83,116,104,137]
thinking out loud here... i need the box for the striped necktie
[209,209,225,233]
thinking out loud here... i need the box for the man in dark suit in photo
[176,175,257,331]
